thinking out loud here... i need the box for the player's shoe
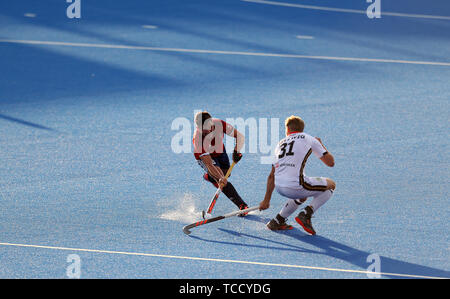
[237,204,249,217]
[266,214,293,231]
[295,206,316,235]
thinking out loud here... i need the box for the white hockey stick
[183,206,259,235]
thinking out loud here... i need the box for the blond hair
[285,115,305,132]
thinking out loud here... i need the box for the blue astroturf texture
[0,0,449,282]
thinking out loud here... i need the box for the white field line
[241,0,450,20]
[0,242,447,279]
[0,39,449,67]
[295,35,314,39]
[142,25,158,29]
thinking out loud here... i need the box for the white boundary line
[0,242,447,279]
[241,0,450,20]
[0,39,449,67]
[296,35,314,40]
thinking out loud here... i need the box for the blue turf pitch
[0,0,449,279]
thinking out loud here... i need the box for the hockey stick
[202,161,236,219]
[183,206,259,235]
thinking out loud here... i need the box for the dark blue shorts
[197,151,230,173]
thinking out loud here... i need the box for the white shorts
[276,176,328,199]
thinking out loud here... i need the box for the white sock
[310,190,333,213]
[279,199,303,219]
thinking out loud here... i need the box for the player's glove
[232,150,242,163]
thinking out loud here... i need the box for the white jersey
[273,132,328,188]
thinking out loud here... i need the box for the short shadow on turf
[190,214,450,279]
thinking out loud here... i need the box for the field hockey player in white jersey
[259,115,336,235]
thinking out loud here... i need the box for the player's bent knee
[326,179,336,190]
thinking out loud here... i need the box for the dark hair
[194,111,212,128]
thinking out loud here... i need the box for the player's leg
[223,183,249,215]
[295,191,333,235]
[324,178,336,191]
[303,177,335,212]
[266,185,310,230]
[198,159,220,188]
[279,197,307,218]
[203,171,219,188]
[208,152,248,212]
[199,153,228,188]
[295,177,336,235]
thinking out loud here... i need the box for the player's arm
[231,129,244,163]
[222,119,244,163]
[200,154,227,187]
[233,129,244,153]
[315,137,335,167]
[259,166,275,210]
[321,152,334,167]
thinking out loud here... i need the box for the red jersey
[193,118,235,160]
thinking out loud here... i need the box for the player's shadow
[191,214,450,279]
[0,113,59,132]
